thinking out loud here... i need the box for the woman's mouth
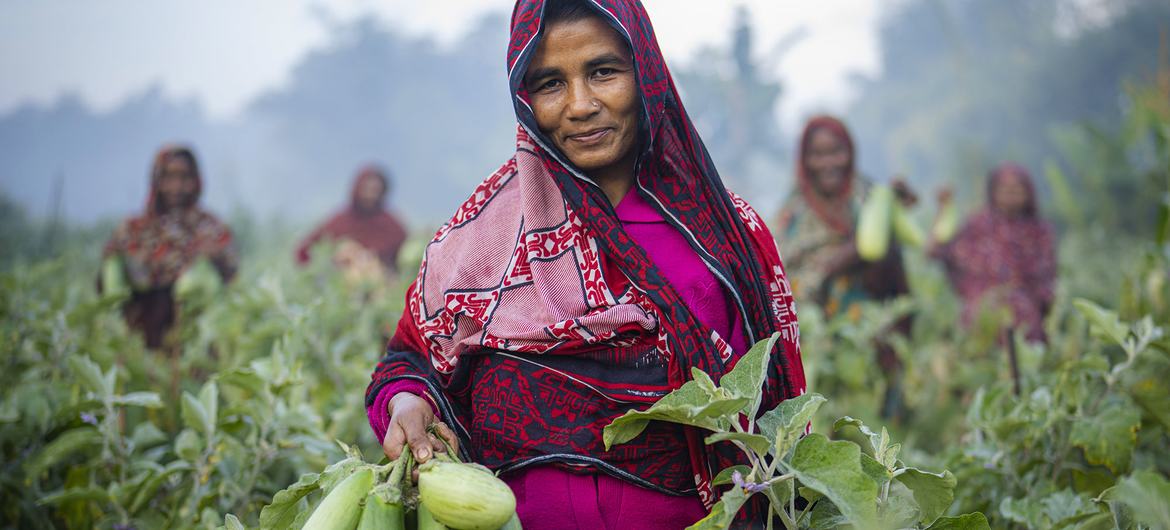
[568,128,612,146]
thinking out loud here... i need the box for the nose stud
[591,100,601,110]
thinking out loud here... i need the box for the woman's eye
[536,79,561,92]
[594,68,616,78]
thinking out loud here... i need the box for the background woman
[365,0,805,527]
[101,145,237,349]
[773,115,914,420]
[295,164,408,274]
[930,162,1057,343]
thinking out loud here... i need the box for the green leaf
[718,332,780,419]
[130,461,192,515]
[25,427,102,477]
[175,428,202,462]
[924,512,991,530]
[1105,470,1170,530]
[834,416,899,469]
[603,379,749,450]
[37,487,111,506]
[224,514,246,530]
[258,471,321,530]
[788,433,878,527]
[704,432,772,456]
[712,465,752,486]
[895,468,956,525]
[1069,401,1141,473]
[181,392,211,438]
[685,486,750,530]
[68,355,109,397]
[859,453,891,487]
[199,380,219,432]
[110,391,163,409]
[1073,298,1130,347]
[757,392,826,458]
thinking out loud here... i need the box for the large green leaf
[25,427,102,477]
[1102,470,1170,530]
[603,379,749,449]
[896,468,956,525]
[757,392,826,458]
[834,416,899,469]
[1068,401,1141,473]
[788,433,878,527]
[712,465,752,486]
[258,471,321,530]
[718,332,780,419]
[924,512,991,530]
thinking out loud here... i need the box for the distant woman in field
[100,145,238,349]
[365,0,805,526]
[295,164,408,275]
[772,115,915,419]
[930,163,1057,343]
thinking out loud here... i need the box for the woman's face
[992,169,1030,217]
[355,175,386,211]
[525,15,640,182]
[156,156,198,211]
[804,127,851,197]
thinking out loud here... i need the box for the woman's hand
[382,393,460,477]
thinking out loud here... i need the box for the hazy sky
[0,1,885,128]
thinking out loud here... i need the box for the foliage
[0,244,407,529]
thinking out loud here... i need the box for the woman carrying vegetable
[772,116,914,420]
[100,145,238,349]
[366,0,805,527]
[929,163,1057,344]
[295,164,408,274]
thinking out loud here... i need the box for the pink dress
[368,189,745,529]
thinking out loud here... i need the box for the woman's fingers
[382,422,408,460]
[432,421,461,456]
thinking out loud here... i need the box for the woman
[295,165,408,273]
[930,163,1057,343]
[773,116,912,419]
[365,0,805,527]
[101,145,238,349]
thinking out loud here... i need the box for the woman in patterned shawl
[295,164,408,273]
[773,116,914,420]
[930,163,1057,343]
[366,0,805,526]
[101,145,238,349]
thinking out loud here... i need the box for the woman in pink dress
[366,0,806,527]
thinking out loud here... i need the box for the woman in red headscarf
[930,163,1057,343]
[101,145,238,349]
[773,116,914,419]
[295,165,408,273]
[365,0,805,526]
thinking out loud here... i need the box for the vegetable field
[2,71,1168,530]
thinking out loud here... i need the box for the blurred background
[3,0,1164,238]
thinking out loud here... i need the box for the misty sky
[0,0,885,128]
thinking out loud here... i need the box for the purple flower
[732,471,769,494]
[80,413,98,426]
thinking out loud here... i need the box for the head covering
[796,115,856,235]
[296,164,407,269]
[146,144,202,216]
[103,145,235,289]
[380,0,804,509]
[937,163,1056,342]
